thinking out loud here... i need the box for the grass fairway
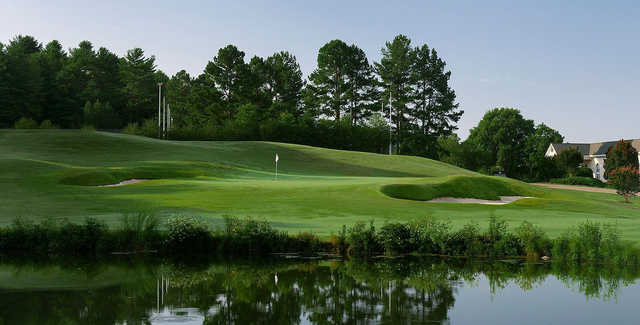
[1,129,640,242]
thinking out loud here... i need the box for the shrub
[141,118,159,138]
[123,122,141,135]
[14,117,39,129]
[117,212,161,251]
[410,217,451,254]
[449,222,483,256]
[165,216,212,253]
[222,216,280,254]
[555,148,584,177]
[347,221,379,257]
[329,225,348,256]
[55,218,108,256]
[515,221,550,258]
[39,120,58,129]
[550,176,605,188]
[486,216,523,257]
[575,167,594,178]
[378,222,414,255]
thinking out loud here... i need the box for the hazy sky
[2,0,638,141]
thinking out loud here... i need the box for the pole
[275,160,278,180]
[162,96,166,138]
[388,90,392,155]
[158,83,162,131]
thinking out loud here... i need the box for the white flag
[275,153,279,163]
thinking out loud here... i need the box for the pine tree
[204,45,250,120]
[306,40,351,120]
[375,35,414,153]
[121,48,157,123]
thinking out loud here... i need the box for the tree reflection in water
[0,257,637,324]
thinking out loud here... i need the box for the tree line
[0,34,461,158]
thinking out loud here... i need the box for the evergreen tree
[167,70,193,127]
[375,35,414,154]
[88,47,124,123]
[264,51,304,118]
[121,48,157,123]
[306,40,351,120]
[38,40,67,124]
[344,45,378,125]
[56,41,96,127]
[204,45,250,119]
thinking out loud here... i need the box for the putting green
[1,130,639,241]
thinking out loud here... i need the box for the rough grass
[380,176,537,201]
[1,130,640,243]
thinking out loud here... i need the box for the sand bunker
[428,196,533,205]
[99,179,148,187]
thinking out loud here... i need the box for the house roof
[550,139,640,156]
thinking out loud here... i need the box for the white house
[545,139,640,181]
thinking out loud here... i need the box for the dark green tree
[120,48,157,123]
[38,40,67,124]
[1,35,43,125]
[525,123,564,180]
[605,140,640,178]
[409,45,462,157]
[344,44,378,125]
[375,35,414,154]
[555,148,584,177]
[466,107,535,177]
[204,45,250,119]
[56,40,96,127]
[306,40,352,120]
[166,70,193,127]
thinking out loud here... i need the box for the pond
[0,257,638,324]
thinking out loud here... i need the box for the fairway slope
[1,129,639,242]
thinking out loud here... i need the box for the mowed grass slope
[1,130,640,242]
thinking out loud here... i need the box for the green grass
[1,129,640,243]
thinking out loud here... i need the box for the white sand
[428,196,533,205]
[100,179,148,187]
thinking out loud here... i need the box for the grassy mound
[58,162,236,186]
[381,176,535,201]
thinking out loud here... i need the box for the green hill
[1,129,639,241]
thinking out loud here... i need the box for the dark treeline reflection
[0,257,637,324]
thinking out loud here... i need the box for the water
[0,257,638,324]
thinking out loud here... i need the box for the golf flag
[275,153,279,163]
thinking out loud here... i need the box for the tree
[375,35,414,154]
[306,40,352,120]
[1,35,43,125]
[204,45,250,119]
[525,123,564,180]
[344,44,378,125]
[88,47,124,121]
[555,148,584,177]
[609,166,639,203]
[409,45,462,158]
[166,70,193,127]
[263,51,305,118]
[121,48,157,123]
[437,134,489,172]
[56,40,96,127]
[466,108,535,177]
[38,40,68,124]
[605,140,639,178]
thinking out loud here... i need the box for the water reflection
[0,257,637,324]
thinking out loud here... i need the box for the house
[545,139,640,181]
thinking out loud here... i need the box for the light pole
[157,83,163,135]
[388,90,392,155]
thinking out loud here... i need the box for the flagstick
[275,160,278,180]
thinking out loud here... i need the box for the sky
[2,0,639,142]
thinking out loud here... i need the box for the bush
[55,218,108,256]
[39,120,58,129]
[486,216,523,257]
[141,118,159,138]
[116,212,161,251]
[222,216,280,254]
[347,221,379,257]
[165,216,212,253]
[515,221,550,258]
[550,176,605,188]
[329,226,348,255]
[575,167,594,178]
[410,217,451,254]
[123,122,141,135]
[14,117,39,129]
[448,222,483,256]
[378,222,414,255]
